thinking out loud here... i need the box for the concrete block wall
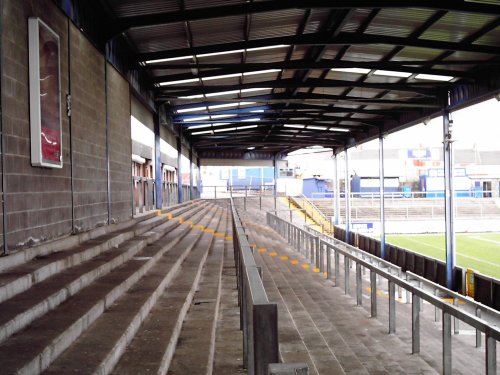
[107,65,132,223]
[0,0,134,251]
[70,24,108,232]
[1,0,72,249]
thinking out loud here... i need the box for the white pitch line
[470,236,500,246]
[401,237,500,270]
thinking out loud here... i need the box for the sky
[383,98,500,151]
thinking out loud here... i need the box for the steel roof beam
[145,59,499,70]
[159,92,442,108]
[157,78,440,96]
[114,0,500,33]
[152,60,470,82]
[138,31,500,62]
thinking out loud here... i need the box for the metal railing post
[486,335,497,375]
[356,263,362,306]
[412,294,420,354]
[389,281,396,334]
[319,241,323,272]
[335,252,340,287]
[344,257,350,295]
[326,246,331,280]
[442,311,452,375]
[315,237,320,269]
[370,270,377,318]
[476,308,482,348]
[435,289,440,322]
[310,237,315,264]
[453,298,459,334]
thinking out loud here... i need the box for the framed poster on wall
[28,18,63,168]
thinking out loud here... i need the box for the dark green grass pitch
[385,233,500,279]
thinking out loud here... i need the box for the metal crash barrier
[231,199,279,375]
[266,211,500,375]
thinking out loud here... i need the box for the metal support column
[197,158,202,198]
[273,156,278,210]
[333,152,340,226]
[345,148,351,243]
[189,147,194,200]
[443,107,456,290]
[379,135,386,259]
[176,137,183,203]
[154,114,162,209]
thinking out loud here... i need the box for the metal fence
[266,211,500,375]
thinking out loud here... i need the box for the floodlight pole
[345,147,351,243]
[443,106,456,290]
[379,134,386,260]
[333,152,340,226]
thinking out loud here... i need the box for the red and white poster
[29,18,62,168]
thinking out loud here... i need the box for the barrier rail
[133,176,155,213]
[231,199,279,375]
[311,190,498,199]
[266,211,500,375]
[161,182,178,207]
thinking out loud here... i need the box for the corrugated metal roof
[420,12,497,43]
[106,0,180,17]
[249,9,306,39]
[474,25,500,46]
[129,23,188,53]
[100,1,500,153]
[191,15,246,46]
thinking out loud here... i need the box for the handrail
[231,199,279,375]
[299,194,330,224]
[290,195,332,233]
[304,224,402,277]
[266,211,499,374]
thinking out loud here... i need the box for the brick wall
[107,65,132,222]
[1,0,72,248]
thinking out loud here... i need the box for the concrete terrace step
[0,202,207,344]
[107,206,226,375]
[44,205,224,375]
[166,209,228,375]
[247,232,345,375]
[0,201,204,305]
[243,215,437,375]
[211,217,245,375]
[0,202,216,375]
